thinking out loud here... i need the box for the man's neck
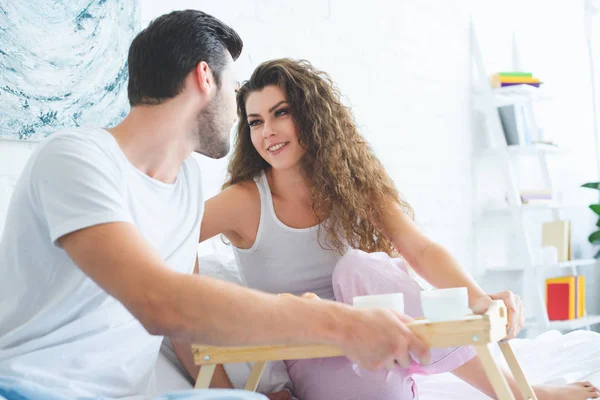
[108,104,195,184]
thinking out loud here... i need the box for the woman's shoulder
[202,179,262,245]
[233,179,259,193]
[223,179,261,207]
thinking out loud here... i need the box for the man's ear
[194,61,216,95]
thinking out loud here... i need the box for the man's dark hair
[127,10,243,106]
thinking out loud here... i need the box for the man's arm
[170,258,232,388]
[176,182,264,387]
[59,221,347,345]
[170,258,201,383]
[60,219,430,373]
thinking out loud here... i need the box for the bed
[155,241,600,399]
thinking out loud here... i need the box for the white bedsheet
[415,329,600,400]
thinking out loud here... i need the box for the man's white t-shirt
[0,128,204,399]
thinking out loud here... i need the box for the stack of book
[491,72,541,88]
[546,275,585,321]
[520,189,553,205]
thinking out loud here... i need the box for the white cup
[353,293,405,314]
[420,287,470,322]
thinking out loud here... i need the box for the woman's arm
[377,198,525,337]
[199,181,260,246]
[377,199,487,307]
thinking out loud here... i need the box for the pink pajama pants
[285,249,477,400]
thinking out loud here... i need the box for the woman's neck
[267,166,311,204]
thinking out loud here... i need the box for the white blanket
[415,329,600,399]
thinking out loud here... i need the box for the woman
[195,59,599,400]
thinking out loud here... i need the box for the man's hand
[471,291,525,339]
[337,307,430,370]
[281,292,429,370]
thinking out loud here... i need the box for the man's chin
[194,145,230,159]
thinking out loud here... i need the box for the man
[0,9,429,400]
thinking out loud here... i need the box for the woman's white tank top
[232,171,341,300]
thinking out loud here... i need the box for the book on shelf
[498,82,541,88]
[545,275,585,321]
[520,189,553,204]
[542,220,571,262]
[496,72,533,77]
[498,104,534,145]
[491,72,542,89]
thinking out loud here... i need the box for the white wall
[3,0,599,280]
[142,0,476,268]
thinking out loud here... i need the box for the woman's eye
[248,120,261,127]
[275,108,289,117]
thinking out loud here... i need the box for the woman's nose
[262,121,275,138]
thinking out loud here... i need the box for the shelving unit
[473,85,552,110]
[546,315,600,331]
[471,21,599,336]
[479,143,565,158]
[483,202,589,214]
[486,258,597,272]
[506,143,564,154]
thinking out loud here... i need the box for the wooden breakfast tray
[191,300,536,400]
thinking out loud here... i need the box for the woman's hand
[472,291,525,339]
[279,292,320,300]
[266,390,292,400]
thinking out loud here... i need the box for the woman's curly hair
[223,58,413,257]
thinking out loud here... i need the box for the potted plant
[582,182,600,258]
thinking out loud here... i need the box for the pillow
[197,238,243,285]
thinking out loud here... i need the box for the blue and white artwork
[0,0,140,141]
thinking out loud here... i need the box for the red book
[546,276,585,321]
[546,282,570,320]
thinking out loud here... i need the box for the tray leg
[499,342,537,400]
[195,364,216,389]
[475,344,516,400]
[245,361,267,392]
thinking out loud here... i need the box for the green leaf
[582,182,600,189]
[596,218,600,228]
[590,205,600,216]
[589,230,600,244]
[595,249,600,259]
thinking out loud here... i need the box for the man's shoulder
[40,127,117,150]
[33,127,124,167]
